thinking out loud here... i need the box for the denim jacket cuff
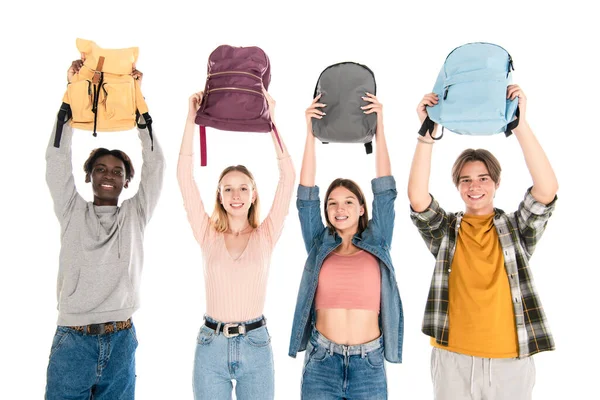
[297,184,320,201]
[371,176,396,193]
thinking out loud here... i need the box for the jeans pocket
[245,326,271,348]
[49,326,71,358]
[128,324,139,347]
[308,343,329,363]
[366,346,385,368]
[196,325,216,346]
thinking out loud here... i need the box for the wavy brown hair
[324,178,369,235]
[211,165,260,233]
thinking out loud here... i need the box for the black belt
[204,317,266,338]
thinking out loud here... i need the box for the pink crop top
[315,250,381,312]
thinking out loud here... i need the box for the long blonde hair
[211,165,260,233]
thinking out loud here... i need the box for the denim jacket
[288,176,404,363]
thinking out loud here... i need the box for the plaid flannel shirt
[410,188,557,358]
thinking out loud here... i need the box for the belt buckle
[88,323,104,335]
[223,323,240,338]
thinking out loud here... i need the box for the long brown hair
[324,178,369,235]
[211,165,260,233]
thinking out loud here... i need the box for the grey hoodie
[45,119,165,326]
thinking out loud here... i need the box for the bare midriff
[316,309,380,345]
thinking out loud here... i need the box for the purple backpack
[195,45,281,166]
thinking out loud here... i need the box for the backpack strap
[418,116,443,140]
[136,110,154,151]
[504,106,520,137]
[90,56,105,137]
[199,125,207,166]
[53,102,72,148]
[365,142,373,154]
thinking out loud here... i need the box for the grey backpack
[311,62,377,154]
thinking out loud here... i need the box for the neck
[93,196,118,206]
[336,228,357,248]
[227,216,251,233]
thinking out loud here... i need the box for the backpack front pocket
[202,87,266,120]
[101,81,136,121]
[67,80,94,123]
[440,80,508,125]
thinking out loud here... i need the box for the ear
[124,179,129,189]
[85,173,91,183]
[359,205,365,216]
[495,177,501,189]
[252,190,257,203]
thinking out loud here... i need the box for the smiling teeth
[469,194,483,199]
[335,216,348,220]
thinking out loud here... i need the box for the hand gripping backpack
[194,45,282,166]
[419,42,519,140]
[54,38,153,150]
[311,62,377,154]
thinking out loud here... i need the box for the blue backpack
[419,42,519,140]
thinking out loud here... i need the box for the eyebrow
[459,173,490,180]
[327,196,357,201]
[222,183,249,188]
[93,163,123,170]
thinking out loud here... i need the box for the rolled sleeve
[371,176,396,194]
[297,184,320,201]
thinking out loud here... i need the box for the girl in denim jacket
[289,93,403,400]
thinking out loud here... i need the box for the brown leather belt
[69,318,132,335]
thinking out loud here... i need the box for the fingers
[507,84,524,101]
[312,93,322,103]
[417,93,439,109]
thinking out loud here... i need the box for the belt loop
[361,345,366,359]
[215,321,222,336]
[329,342,334,356]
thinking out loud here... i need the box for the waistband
[311,328,382,356]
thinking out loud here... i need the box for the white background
[1,1,597,398]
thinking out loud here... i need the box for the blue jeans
[301,329,387,400]
[45,323,138,400]
[193,315,274,400]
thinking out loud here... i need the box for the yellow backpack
[54,38,153,149]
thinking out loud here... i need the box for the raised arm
[129,69,165,224]
[408,93,439,212]
[177,92,211,245]
[46,60,86,221]
[299,94,325,187]
[260,89,296,242]
[297,95,326,252]
[362,92,391,177]
[508,85,558,205]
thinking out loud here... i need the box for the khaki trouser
[431,347,536,400]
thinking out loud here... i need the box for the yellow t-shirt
[432,213,518,358]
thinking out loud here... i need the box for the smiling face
[88,155,129,206]
[325,186,365,234]
[457,161,499,215]
[218,170,256,219]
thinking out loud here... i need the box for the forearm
[513,122,558,204]
[180,119,196,156]
[408,137,434,212]
[375,120,391,177]
[299,129,316,187]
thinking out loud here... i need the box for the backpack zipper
[206,87,263,95]
[208,71,262,80]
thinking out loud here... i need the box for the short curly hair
[83,148,135,181]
